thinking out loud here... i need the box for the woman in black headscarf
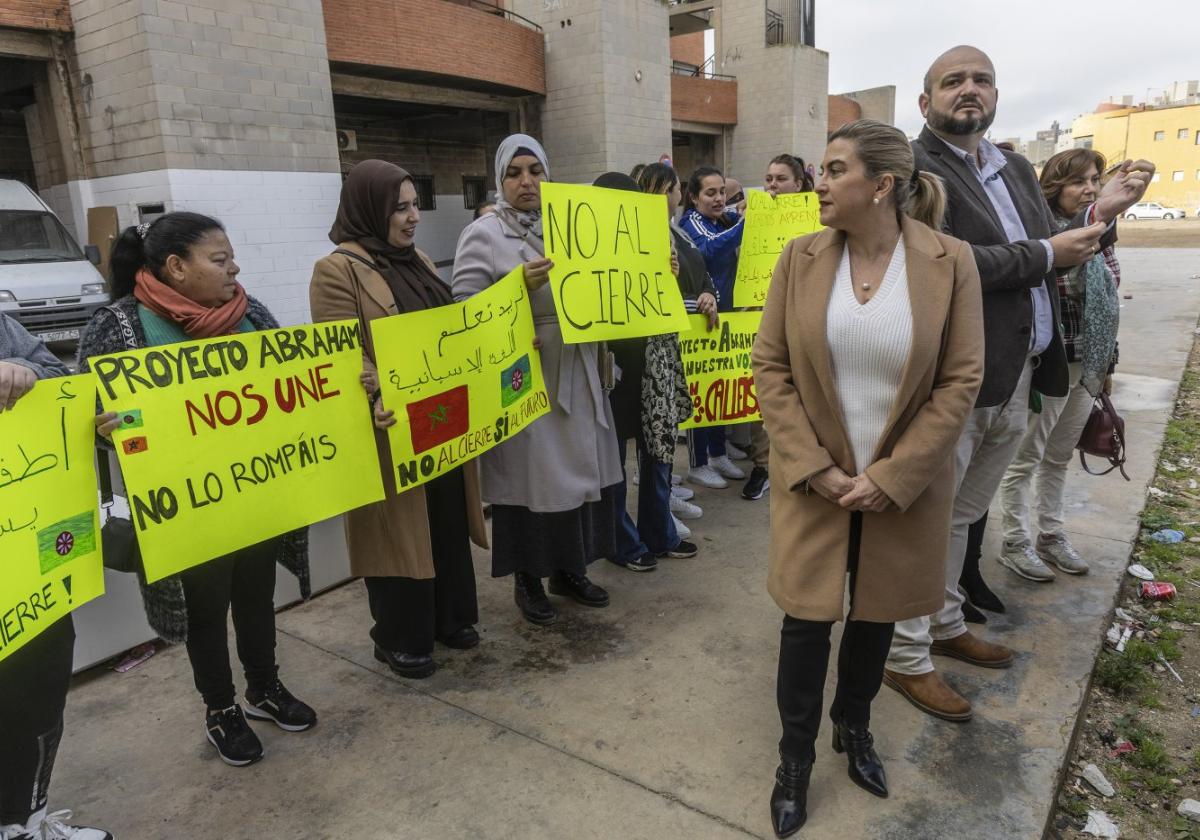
[310,159,489,679]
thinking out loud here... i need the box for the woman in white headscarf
[452,134,623,626]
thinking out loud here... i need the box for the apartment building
[1,0,835,322]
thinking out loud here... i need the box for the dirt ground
[1052,340,1200,840]
[1117,218,1200,249]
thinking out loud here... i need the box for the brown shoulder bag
[1077,391,1129,481]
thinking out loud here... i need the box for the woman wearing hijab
[310,159,489,678]
[452,134,621,626]
[78,212,315,769]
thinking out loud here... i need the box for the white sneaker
[672,513,692,540]
[671,473,682,486]
[709,454,746,480]
[725,442,748,460]
[997,543,1056,582]
[11,809,112,840]
[687,465,728,489]
[1037,534,1089,575]
[670,494,703,520]
[670,484,694,501]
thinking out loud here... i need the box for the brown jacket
[751,218,983,623]
[309,241,488,579]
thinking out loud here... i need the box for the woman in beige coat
[452,134,622,626]
[310,159,488,679]
[753,120,983,837]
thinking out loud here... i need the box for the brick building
[0,0,834,321]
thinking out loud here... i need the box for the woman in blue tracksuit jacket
[680,165,746,489]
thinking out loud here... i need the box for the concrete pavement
[52,249,1200,839]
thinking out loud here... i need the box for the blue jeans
[687,426,726,468]
[616,436,679,561]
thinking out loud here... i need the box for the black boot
[547,570,610,607]
[769,756,813,838]
[514,572,557,625]
[961,597,988,625]
[832,720,888,798]
[959,513,1006,614]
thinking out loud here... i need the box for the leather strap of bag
[97,304,140,508]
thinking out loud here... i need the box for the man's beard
[927,102,996,136]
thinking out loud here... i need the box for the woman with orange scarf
[77,212,317,769]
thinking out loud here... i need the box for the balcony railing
[671,57,735,82]
[441,0,542,32]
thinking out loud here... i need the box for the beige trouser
[887,358,1034,676]
[748,422,770,467]
[998,363,1096,547]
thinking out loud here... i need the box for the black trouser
[179,538,280,710]
[777,513,896,762]
[0,615,74,825]
[366,468,478,655]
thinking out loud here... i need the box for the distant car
[1123,202,1186,220]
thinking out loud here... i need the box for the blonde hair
[827,118,947,230]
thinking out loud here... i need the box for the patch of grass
[1096,650,1153,696]
[1163,416,1200,458]
[1145,773,1178,795]
[1175,816,1200,840]
[1142,503,1183,532]
[1140,541,1186,573]
[1156,601,1200,624]
[1140,689,1165,709]
[1129,738,1172,773]
[1191,750,1200,773]
[1060,794,1089,820]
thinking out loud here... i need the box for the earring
[872,198,880,205]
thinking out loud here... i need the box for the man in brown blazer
[884,45,1155,722]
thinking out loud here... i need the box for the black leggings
[179,538,280,710]
[0,615,74,825]
[776,513,896,762]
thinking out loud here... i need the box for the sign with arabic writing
[90,321,384,583]
[542,181,691,344]
[0,374,104,663]
[678,313,762,429]
[733,190,823,308]
[371,265,551,492]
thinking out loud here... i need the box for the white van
[0,178,109,347]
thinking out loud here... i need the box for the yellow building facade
[1073,103,1200,212]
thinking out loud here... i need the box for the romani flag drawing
[36,511,97,575]
[406,385,470,454]
[499,354,532,408]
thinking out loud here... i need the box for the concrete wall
[714,0,828,187]
[835,84,896,125]
[510,0,672,184]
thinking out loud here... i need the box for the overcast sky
[816,0,1199,140]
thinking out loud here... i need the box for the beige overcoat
[309,241,489,579]
[751,218,984,623]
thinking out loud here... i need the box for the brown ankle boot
[931,630,1014,669]
[883,669,973,722]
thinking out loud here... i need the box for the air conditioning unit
[336,129,357,152]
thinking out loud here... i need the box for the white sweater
[826,241,913,474]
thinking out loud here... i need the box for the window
[1154,130,1165,140]
[1173,170,1185,182]
[411,175,435,211]
[1152,173,1161,182]
[462,176,488,210]
[1180,128,1190,140]
[1195,130,1200,145]
[1195,169,1200,180]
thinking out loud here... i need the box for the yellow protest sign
[371,265,551,491]
[733,190,823,307]
[91,321,384,583]
[543,181,691,344]
[0,374,104,662]
[679,313,762,429]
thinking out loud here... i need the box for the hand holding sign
[542,182,691,343]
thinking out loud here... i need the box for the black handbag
[97,304,144,573]
[98,447,142,573]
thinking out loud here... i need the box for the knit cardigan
[76,294,311,644]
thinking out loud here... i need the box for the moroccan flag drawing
[406,385,470,454]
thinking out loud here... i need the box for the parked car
[1123,201,1187,220]
[0,179,110,349]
